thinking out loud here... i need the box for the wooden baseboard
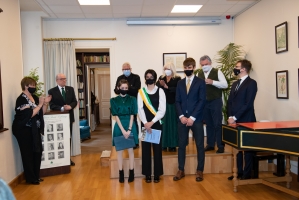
[9,172,24,189]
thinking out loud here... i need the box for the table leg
[285,155,291,189]
[233,148,238,192]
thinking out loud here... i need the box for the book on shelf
[77,82,84,89]
[76,68,83,75]
[76,60,81,67]
[84,55,110,63]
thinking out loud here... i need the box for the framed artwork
[276,70,288,99]
[163,53,187,72]
[275,21,288,54]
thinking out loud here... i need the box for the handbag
[114,134,135,151]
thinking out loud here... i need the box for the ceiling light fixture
[78,0,110,5]
[171,5,202,13]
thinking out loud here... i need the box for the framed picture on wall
[163,53,187,72]
[275,21,288,54]
[276,70,288,99]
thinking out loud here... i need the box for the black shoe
[133,144,139,149]
[38,178,44,182]
[162,147,168,152]
[145,176,151,183]
[216,148,224,153]
[228,173,243,180]
[204,146,215,151]
[119,170,124,183]
[240,175,251,180]
[154,176,160,183]
[27,181,40,185]
[128,169,134,183]
[169,147,176,152]
[70,160,75,166]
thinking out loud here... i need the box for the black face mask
[184,70,193,77]
[119,89,128,95]
[28,87,36,94]
[146,79,155,85]
[233,68,241,76]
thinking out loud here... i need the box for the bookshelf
[75,52,110,120]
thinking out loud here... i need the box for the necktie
[61,87,66,101]
[186,78,191,94]
[234,79,241,93]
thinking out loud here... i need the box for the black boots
[119,169,134,183]
[119,170,124,183]
[128,169,134,182]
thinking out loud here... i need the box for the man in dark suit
[173,57,206,182]
[48,73,77,166]
[227,59,257,180]
[114,62,141,148]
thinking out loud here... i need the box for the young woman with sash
[110,79,138,183]
[137,69,166,183]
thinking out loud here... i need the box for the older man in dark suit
[48,73,77,166]
[173,57,206,182]
[227,59,257,180]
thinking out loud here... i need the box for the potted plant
[194,43,245,123]
[25,67,44,97]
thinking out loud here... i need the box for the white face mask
[164,69,172,76]
[202,65,212,72]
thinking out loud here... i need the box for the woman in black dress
[137,69,166,183]
[156,62,181,152]
[12,77,51,185]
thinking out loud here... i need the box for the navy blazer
[227,76,257,123]
[48,86,78,123]
[175,76,206,121]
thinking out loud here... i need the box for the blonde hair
[162,62,176,78]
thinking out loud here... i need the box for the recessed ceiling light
[171,5,202,13]
[78,0,110,5]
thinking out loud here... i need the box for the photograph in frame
[275,21,288,54]
[276,70,288,99]
[163,53,187,72]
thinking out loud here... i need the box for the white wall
[234,0,299,174]
[42,18,233,96]
[0,0,24,182]
[21,12,46,82]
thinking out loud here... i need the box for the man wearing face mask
[114,62,141,148]
[227,59,257,180]
[174,57,206,182]
[197,55,228,154]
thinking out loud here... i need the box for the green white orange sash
[139,87,163,124]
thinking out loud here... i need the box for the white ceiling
[20,0,260,19]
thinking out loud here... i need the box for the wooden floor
[12,123,299,200]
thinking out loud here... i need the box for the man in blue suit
[227,59,257,180]
[173,57,206,182]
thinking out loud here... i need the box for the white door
[98,73,111,123]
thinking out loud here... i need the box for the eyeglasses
[122,69,130,71]
[58,78,67,81]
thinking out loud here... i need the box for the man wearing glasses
[48,73,77,166]
[114,62,141,148]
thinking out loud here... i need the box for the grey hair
[199,55,212,63]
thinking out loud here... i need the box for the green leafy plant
[194,43,245,123]
[25,67,44,97]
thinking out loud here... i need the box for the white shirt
[57,85,65,111]
[137,86,166,124]
[203,68,228,89]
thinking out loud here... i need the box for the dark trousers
[237,151,255,177]
[141,141,163,176]
[14,127,42,182]
[178,120,205,171]
[204,98,223,149]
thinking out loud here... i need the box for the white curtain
[43,40,81,156]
